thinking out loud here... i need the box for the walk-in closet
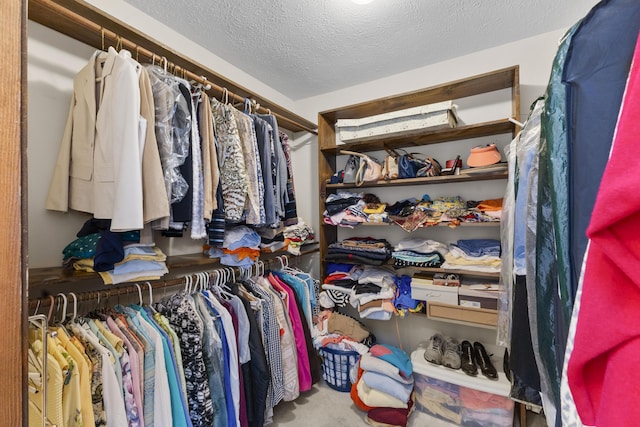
[2,0,639,426]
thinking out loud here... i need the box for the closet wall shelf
[326,171,508,189]
[324,221,500,228]
[320,119,515,154]
[28,0,317,134]
[28,244,319,299]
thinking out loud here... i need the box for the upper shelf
[319,66,519,123]
[321,119,515,154]
[325,170,508,189]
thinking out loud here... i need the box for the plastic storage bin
[319,346,360,392]
[411,349,514,426]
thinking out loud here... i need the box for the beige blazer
[46,47,145,231]
[136,63,170,224]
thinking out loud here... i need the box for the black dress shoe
[460,340,477,376]
[474,342,498,380]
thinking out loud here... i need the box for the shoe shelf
[425,301,498,330]
[325,170,508,189]
[411,348,511,397]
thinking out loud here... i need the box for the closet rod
[28,0,318,135]
[27,253,295,308]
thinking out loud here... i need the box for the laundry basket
[319,346,360,392]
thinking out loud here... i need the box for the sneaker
[460,340,477,376]
[474,341,498,380]
[424,333,444,365]
[442,337,461,369]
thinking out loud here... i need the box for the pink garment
[107,315,145,427]
[268,273,312,392]
[568,35,640,427]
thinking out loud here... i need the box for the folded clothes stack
[392,237,449,268]
[326,237,392,266]
[350,266,397,321]
[324,191,390,227]
[441,239,501,273]
[63,218,168,284]
[351,345,415,427]
[209,225,261,267]
[283,218,315,255]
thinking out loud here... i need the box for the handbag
[382,149,400,180]
[340,150,382,186]
[398,150,441,178]
[343,154,360,184]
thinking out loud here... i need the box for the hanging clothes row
[499,2,640,426]
[28,263,322,427]
[45,46,300,240]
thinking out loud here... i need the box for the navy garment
[172,83,194,222]
[510,275,543,407]
[252,116,278,226]
[236,292,269,427]
[563,0,640,297]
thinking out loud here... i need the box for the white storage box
[411,282,458,305]
[335,101,458,143]
[411,349,514,426]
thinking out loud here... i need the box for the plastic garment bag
[144,64,191,204]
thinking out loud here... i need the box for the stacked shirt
[349,266,397,321]
[441,239,502,273]
[209,225,261,267]
[392,238,449,268]
[325,237,392,266]
[63,219,168,284]
[351,345,415,427]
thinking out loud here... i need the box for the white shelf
[411,348,511,397]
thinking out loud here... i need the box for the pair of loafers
[460,340,498,380]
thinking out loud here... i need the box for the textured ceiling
[122,0,597,100]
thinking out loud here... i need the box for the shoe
[474,341,498,380]
[424,333,444,365]
[460,340,477,376]
[442,337,461,369]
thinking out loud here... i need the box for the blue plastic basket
[319,346,360,392]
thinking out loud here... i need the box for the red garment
[567,35,640,427]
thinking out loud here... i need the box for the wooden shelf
[324,221,500,228]
[326,170,507,189]
[28,243,319,298]
[321,119,515,154]
[319,66,519,123]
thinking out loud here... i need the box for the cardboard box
[335,101,458,143]
[411,282,458,305]
[458,285,501,310]
[411,349,514,427]
[427,302,498,327]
